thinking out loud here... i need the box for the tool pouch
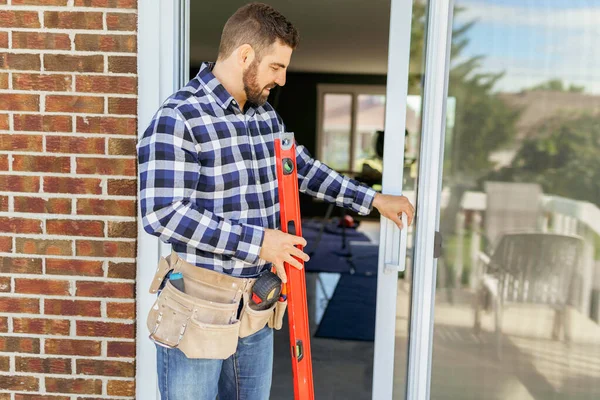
[268,299,288,330]
[238,292,278,338]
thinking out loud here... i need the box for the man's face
[243,40,292,106]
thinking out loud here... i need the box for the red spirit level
[274,132,315,400]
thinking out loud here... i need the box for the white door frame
[372,0,454,399]
[372,0,414,398]
[136,1,189,399]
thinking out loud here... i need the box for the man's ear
[237,44,255,67]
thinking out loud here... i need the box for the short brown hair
[217,3,299,60]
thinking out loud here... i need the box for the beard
[242,60,274,107]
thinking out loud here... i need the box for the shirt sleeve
[137,106,264,265]
[294,142,377,216]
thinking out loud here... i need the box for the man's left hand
[372,193,415,229]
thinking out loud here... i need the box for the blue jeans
[156,326,274,400]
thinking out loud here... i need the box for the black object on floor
[314,274,377,342]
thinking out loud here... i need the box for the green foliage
[409,3,521,181]
[527,79,585,93]
[486,113,600,206]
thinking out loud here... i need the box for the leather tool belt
[146,251,287,359]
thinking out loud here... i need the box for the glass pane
[431,1,600,399]
[322,93,352,171]
[353,94,386,172]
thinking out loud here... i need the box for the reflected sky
[454,0,600,93]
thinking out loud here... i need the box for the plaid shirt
[137,62,377,277]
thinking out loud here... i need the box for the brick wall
[0,1,138,398]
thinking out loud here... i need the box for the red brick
[46,95,103,114]
[16,238,72,256]
[13,0,68,4]
[0,113,7,129]
[14,114,72,132]
[13,155,71,173]
[16,356,71,374]
[46,377,102,395]
[13,318,70,335]
[14,197,71,214]
[77,321,134,338]
[108,138,136,156]
[0,134,43,151]
[108,97,136,115]
[76,359,134,377]
[106,12,136,31]
[46,259,103,277]
[76,76,136,94]
[77,157,136,176]
[0,195,6,211]
[0,53,41,70]
[0,356,8,371]
[0,236,12,252]
[108,56,136,73]
[0,176,40,192]
[107,302,134,319]
[45,12,103,30]
[0,277,9,292]
[44,299,101,317]
[15,395,70,400]
[0,217,42,234]
[0,375,38,391]
[76,240,135,258]
[0,11,40,28]
[107,262,135,279]
[77,199,135,216]
[0,317,7,332]
[44,54,103,73]
[75,0,136,9]
[107,178,136,196]
[77,116,136,135]
[45,339,101,356]
[0,336,40,352]
[0,257,42,274]
[47,220,104,237]
[0,32,7,48]
[75,34,136,53]
[46,135,105,155]
[76,281,133,298]
[0,154,7,170]
[44,177,102,195]
[107,341,134,358]
[15,278,70,296]
[0,93,39,111]
[108,221,136,238]
[13,75,72,93]
[12,32,70,50]
[107,379,134,396]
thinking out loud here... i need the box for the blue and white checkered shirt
[137,62,377,277]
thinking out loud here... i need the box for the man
[137,3,414,399]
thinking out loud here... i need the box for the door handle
[384,212,408,273]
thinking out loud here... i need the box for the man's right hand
[259,228,309,283]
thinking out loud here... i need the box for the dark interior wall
[189,66,387,218]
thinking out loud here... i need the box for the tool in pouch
[275,132,315,400]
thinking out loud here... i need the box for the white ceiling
[190,0,391,74]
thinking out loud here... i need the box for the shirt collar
[197,62,237,110]
[196,62,256,116]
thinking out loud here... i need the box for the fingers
[392,213,404,230]
[274,262,287,283]
[284,254,304,270]
[289,245,310,262]
[288,233,307,247]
